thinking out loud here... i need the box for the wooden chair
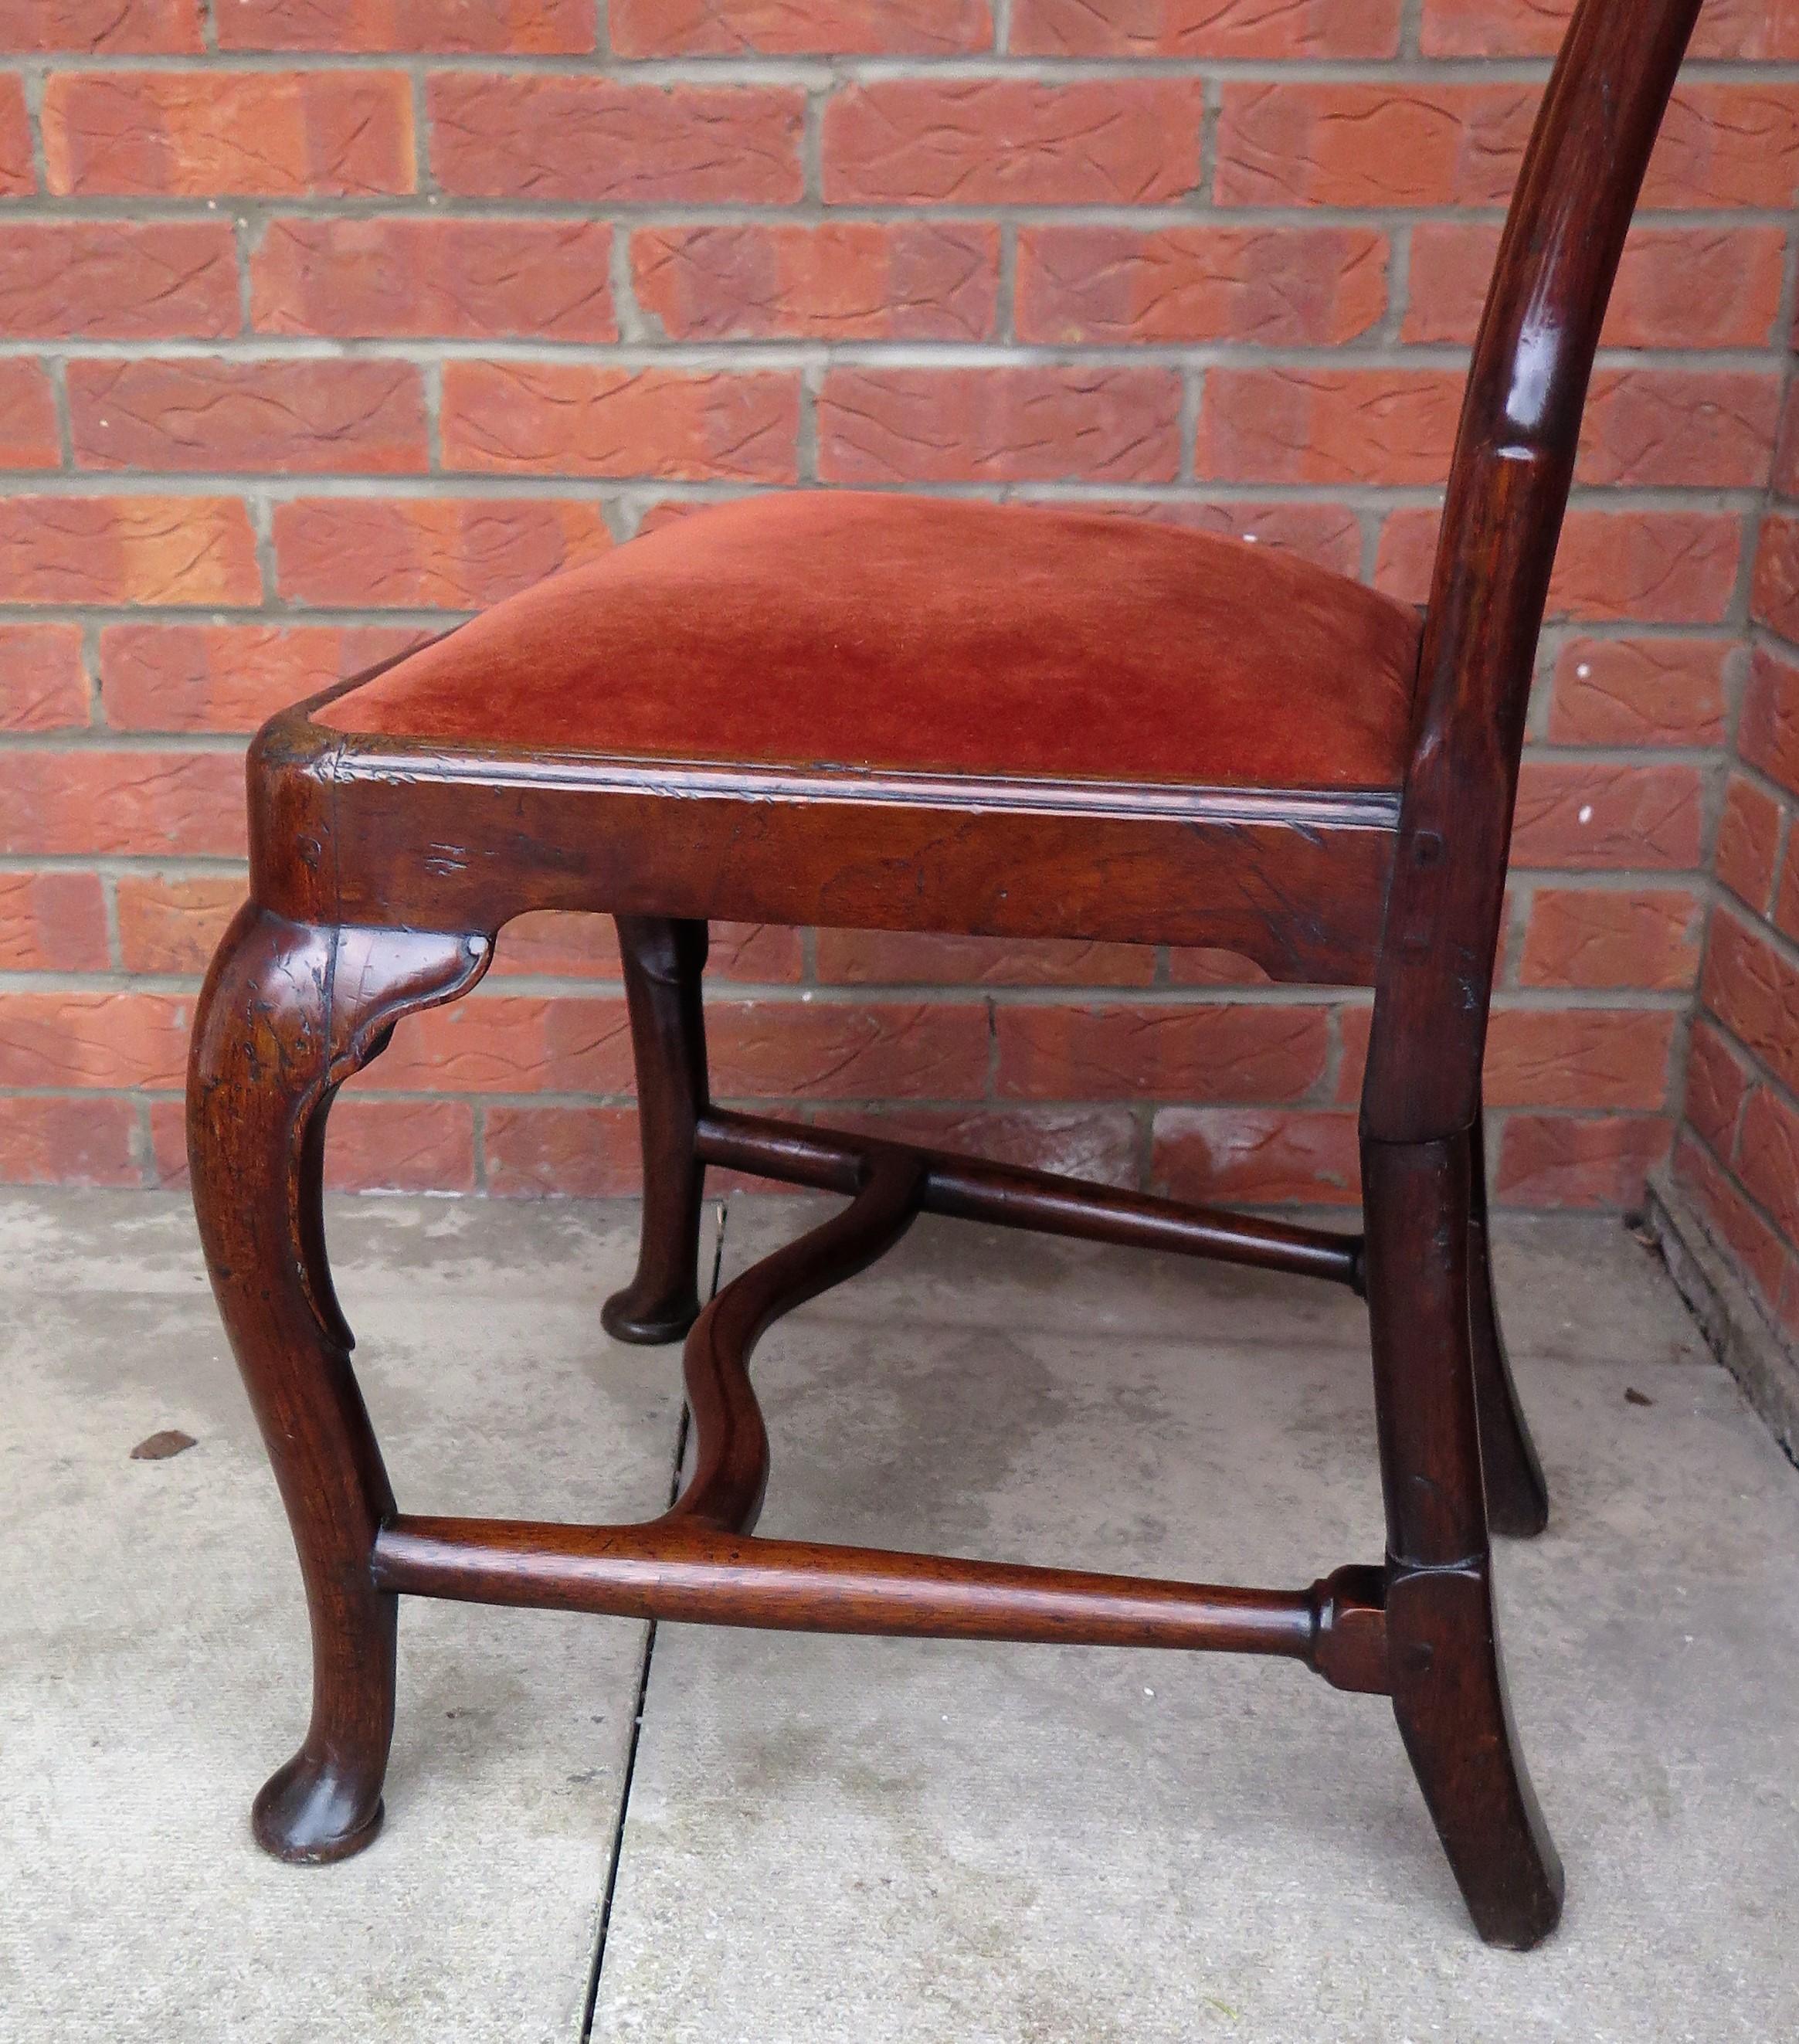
[188,0,1702,1949]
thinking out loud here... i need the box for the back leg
[1467,1105,1550,1536]
[1363,1132,1564,1948]
[603,916,711,1345]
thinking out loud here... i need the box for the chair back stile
[1363,0,1706,1146]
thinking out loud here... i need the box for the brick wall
[0,0,1794,1218]
[1674,355,1799,1343]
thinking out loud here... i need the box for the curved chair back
[1365,0,1706,1143]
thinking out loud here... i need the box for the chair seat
[321,494,1422,796]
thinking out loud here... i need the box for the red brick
[1675,1127,1791,1314]
[1166,946,1271,986]
[485,1103,641,1197]
[1710,0,1799,71]
[144,1099,186,1187]
[814,930,1156,987]
[1424,0,1799,58]
[706,924,806,985]
[1776,385,1799,498]
[366,994,622,1094]
[1152,1107,1360,1206]
[1482,1008,1675,1112]
[218,0,596,50]
[709,1000,991,1100]
[479,910,615,980]
[1735,1083,1799,1249]
[274,497,612,609]
[360,993,945,1117]
[251,217,613,343]
[0,76,29,195]
[0,871,109,971]
[1014,0,1399,56]
[43,70,416,197]
[995,1003,1329,1102]
[1370,505,1456,602]
[69,358,429,477]
[1215,83,1536,207]
[827,1105,1138,1186]
[0,361,62,470]
[1683,1019,1753,1160]
[0,990,190,1088]
[1703,908,1799,1098]
[824,80,1203,205]
[818,367,1181,485]
[100,623,417,735]
[1715,775,1784,915]
[1017,226,1386,347]
[113,874,241,975]
[1645,87,1799,209]
[1199,368,1460,487]
[1518,887,1702,993]
[1546,638,1729,749]
[0,496,260,606]
[1510,761,1705,871]
[1333,1004,1374,1105]
[0,1097,140,1188]
[633,223,998,343]
[487,914,800,983]
[1753,514,1799,645]
[1493,1113,1671,1210]
[442,363,799,482]
[0,750,243,857]
[1404,222,1787,351]
[429,74,802,203]
[1740,645,1799,800]
[0,222,239,340]
[0,623,89,732]
[1777,834,1799,948]
[0,0,202,48]
[317,1096,477,1194]
[613,0,990,53]
[1552,515,1743,625]
[1380,510,1740,623]
[1577,371,1780,491]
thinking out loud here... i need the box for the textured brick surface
[0,4,1794,1242]
[1677,355,1799,1355]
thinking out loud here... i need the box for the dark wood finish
[188,0,1703,1951]
[602,916,711,1345]
[373,1519,1388,1689]
[694,1108,1362,1288]
[1364,0,1704,1142]
[1363,1136,1563,1947]
[188,907,488,1862]
[674,1146,925,1533]
[254,718,1397,986]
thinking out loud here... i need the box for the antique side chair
[188,0,1702,1951]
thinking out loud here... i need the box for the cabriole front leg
[188,905,490,1862]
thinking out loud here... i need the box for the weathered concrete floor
[3,1192,1795,2043]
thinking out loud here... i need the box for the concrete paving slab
[0,1191,691,2044]
[592,1203,1798,2044]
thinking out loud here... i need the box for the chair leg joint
[1309,1563,1390,1693]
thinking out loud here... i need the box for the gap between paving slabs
[580,1198,729,2038]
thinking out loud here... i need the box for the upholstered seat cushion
[322,493,1422,793]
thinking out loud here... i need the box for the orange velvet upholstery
[323,493,1422,793]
